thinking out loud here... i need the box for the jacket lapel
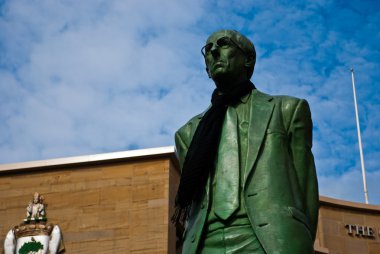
[244,90,274,185]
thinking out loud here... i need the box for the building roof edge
[320,195,380,212]
[0,146,176,173]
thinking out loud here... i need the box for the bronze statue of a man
[173,30,319,254]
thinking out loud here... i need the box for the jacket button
[201,203,205,209]
[191,234,196,242]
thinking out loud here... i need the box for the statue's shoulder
[272,93,310,130]
[254,89,304,112]
[176,109,207,138]
[274,94,304,113]
[255,89,308,130]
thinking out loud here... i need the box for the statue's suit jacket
[175,89,319,254]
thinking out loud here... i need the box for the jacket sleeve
[286,98,319,240]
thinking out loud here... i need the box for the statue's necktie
[214,106,240,220]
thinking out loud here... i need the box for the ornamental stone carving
[4,192,64,254]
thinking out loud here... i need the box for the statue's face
[203,31,247,87]
[33,193,39,203]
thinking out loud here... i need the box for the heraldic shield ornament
[3,192,65,254]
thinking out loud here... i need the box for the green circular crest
[18,239,44,254]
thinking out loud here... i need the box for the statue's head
[33,192,41,204]
[202,30,256,90]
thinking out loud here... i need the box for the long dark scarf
[172,80,255,225]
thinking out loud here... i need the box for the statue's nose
[210,44,220,57]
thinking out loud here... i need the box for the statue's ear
[245,55,254,69]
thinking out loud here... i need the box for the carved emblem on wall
[3,192,65,254]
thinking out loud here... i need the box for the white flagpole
[351,68,369,204]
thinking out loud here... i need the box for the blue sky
[0,0,379,204]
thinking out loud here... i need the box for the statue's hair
[209,30,256,79]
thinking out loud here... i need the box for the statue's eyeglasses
[201,36,246,57]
